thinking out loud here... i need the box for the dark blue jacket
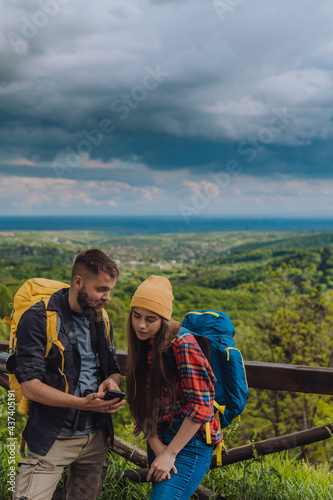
[15,288,120,456]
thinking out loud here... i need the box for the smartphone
[103,389,126,401]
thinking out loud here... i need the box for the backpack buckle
[68,331,77,344]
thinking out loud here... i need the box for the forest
[0,228,332,498]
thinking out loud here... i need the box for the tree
[242,265,333,460]
[0,285,13,322]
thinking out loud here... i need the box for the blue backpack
[181,310,248,431]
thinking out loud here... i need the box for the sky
[0,0,333,218]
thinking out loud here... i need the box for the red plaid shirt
[148,330,223,446]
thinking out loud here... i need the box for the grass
[101,452,152,500]
[202,451,333,499]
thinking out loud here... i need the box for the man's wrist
[73,395,85,410]
[108,374,121,386]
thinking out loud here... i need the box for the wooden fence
[1,341,332,499]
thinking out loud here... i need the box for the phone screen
[103,389,125,401]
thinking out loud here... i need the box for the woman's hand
[147,450,178,482]
[146,417,201,482]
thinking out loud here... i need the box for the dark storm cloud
[0,0,332,181]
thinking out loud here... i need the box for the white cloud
[81,155,149,171]
[8,157,36,166]
[0,176,162,214]
[1,171,333,216]
[180,173,333,216]
[0,176,76,212]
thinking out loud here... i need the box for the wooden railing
[1,341,333,499]
[2,342,333,395]
[116,350,333,395]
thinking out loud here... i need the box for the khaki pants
[14,429,108,500]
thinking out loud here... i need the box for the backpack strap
[215,442,224,466]
[43,297,69,394]
[60,293,76,345]
[214,400,226,420]
[212,401,227,466]
[101,309,111,343]
[3,314,13,326]
[203,402,225,466]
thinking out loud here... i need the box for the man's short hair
[71,249,119,282]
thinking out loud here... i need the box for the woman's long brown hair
[126,311,181,438]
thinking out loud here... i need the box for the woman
[126,275,223,499]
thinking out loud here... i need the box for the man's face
[76,272,116,317]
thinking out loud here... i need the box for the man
[14,249,125,500]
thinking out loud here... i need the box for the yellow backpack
[3,278,111,415]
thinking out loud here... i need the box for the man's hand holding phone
[90,377,126,412]
[103,389,126,402]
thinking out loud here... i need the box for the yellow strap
[51,339,65,353]
[18,397,31,415]
[19,436,27,458]
[102,309,111,343]
[205,422,212,444]
[204,401,225,448]
[204,400,224,446]
[185,311,219,318]
[214,401,225,414]
[3,316,12,325]
[210,400,227,467]
[213,401,225,436]
[45,306,68,394]
[215,443,223,466]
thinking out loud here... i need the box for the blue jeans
[147,419,213,500]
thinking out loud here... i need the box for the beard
[77,287,107,322]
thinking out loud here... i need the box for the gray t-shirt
[59,312,101,435]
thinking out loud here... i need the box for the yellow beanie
[130,275,174,320]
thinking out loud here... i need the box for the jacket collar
[47,288,69,314]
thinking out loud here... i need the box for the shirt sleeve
[173,333,216,423]
[15,301,48,384]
